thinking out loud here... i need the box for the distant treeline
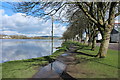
[0,35,61,39]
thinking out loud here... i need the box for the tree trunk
[84,34,89,44]
[97,27,112,58]
[88,35,93,46]
[91,36,96,51]
[79,37,82,43]
[88,41,92,46]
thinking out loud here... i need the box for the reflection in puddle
[33,61,66,78]
[61,53,69,57]
[1,39,63,63]
[52,61,66,74]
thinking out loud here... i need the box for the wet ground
[31,52,77,79]
[30,43,119,79]
[32,61,65,78]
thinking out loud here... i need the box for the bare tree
[11,1,120,58]
[75,2,120,58]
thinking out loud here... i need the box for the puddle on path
[61,53,69,57]
[32,60,66,78]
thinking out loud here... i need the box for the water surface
[0,39,63,63]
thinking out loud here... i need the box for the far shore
[0,37,61,39]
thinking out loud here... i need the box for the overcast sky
[0,2,67,37]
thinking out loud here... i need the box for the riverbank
[1,41,119,79]
[2,47,66,78]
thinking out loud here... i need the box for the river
[0,39,63,63]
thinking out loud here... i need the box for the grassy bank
[2,48,66,78]
[2,41,119,78]
[63,41,119,78]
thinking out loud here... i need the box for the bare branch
[76,2,98,25]
[108,2,117,24]
[83,2,91,7]
[103,2,111,13]
[115,12,120,17]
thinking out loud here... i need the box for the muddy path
[29,52,77,80]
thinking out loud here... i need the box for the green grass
[2,48,65,78]
[2,41,119,78]
[77,45,119,69]
[63,41,119,78]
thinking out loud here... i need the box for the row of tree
[62,2,120,58]
[10,1,120,58]
[62,9,98,51]
[0,35,60,39]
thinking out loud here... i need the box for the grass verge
[63,41,119,78]
[2,48,66,78]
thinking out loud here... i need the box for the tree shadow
[60,71,77,80]
[74,52,96,57]
[75,56,118,69]
[91,59,119,69]
[84,49,93,50]
[87,58,118,69]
